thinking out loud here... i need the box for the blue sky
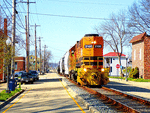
[1,0,136,63]
[28,0,136,63]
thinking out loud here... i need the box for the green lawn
[109,76,150,82]
[0,83,22,101]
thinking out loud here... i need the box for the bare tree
[44,50,52,71]
[128,0,150,34]
[0,37,12,76]
[95,11,133,76]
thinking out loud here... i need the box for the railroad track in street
[63,76,150,113]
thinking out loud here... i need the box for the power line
[34,0,42,37]
[0,5,11,23]
[19,12,111,20]
[3,0,12,16]
[48,46,66,52]
[4,0,12,7]
[46,0,127,6]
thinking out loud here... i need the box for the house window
[110,67,112,72]
[140,49,141,60]
[110,58,112,63]
[134,50,136,60]
[15,62,17,70]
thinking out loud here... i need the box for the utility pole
[31,24,40,71]
[22,0,35,73]
[38,37,42,75]
[0,3,1,29]
[11,0,16,78]
[44,45,48,74]
[25,16,29,72]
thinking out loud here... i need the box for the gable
[129,32,146,43]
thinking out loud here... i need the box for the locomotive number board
[84,45,102,48]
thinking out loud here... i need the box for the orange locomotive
[68,34,109,86]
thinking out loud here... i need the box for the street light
[125,55,128,81]
[6,37,11,93]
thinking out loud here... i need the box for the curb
[0,89,25,109]
[76,95,100,113]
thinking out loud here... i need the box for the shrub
[123,67,132,74]
[129,67,139,78]
[129,68,134,78]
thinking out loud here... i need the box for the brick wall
[14,57,25,72]
[132,41,144,78]
[144,36,150,79]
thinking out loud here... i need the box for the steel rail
[102,86,150,106]
[82,86,140,113]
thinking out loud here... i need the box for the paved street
[0,73,90,113]
[106,78,150,100]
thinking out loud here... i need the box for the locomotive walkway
[0,73,90,113]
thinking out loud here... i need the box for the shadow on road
[35,78,62,83]
[104,81,150,93]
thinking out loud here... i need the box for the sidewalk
[107,78,150,100]
[0,73,90,113]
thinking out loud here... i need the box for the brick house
[29,55,41,71]
[14,57,25,72]
[129,32,150,79]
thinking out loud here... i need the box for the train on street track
[57,34,109,86]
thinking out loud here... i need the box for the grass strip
[0,83,22,101]
[109,76,150,82]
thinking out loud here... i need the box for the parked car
[28,70,39,81]
[14,71,34,84]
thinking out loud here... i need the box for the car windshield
[22,73,27,77]
[31,71,37,74]
[18,72,23,77]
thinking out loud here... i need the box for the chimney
[4,18,7,36]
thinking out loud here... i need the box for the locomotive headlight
[101,68,105,72]
[91,41,97,44]
[84,68,87,72]
[93,41,96,44]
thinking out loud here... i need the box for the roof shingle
[129,32,146,43]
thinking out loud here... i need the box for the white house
[103,52,127,76]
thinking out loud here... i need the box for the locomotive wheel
[69,74,71,79]
[71,74,74,80]
[77,81,80,85]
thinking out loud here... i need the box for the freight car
[58,34,109,86]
